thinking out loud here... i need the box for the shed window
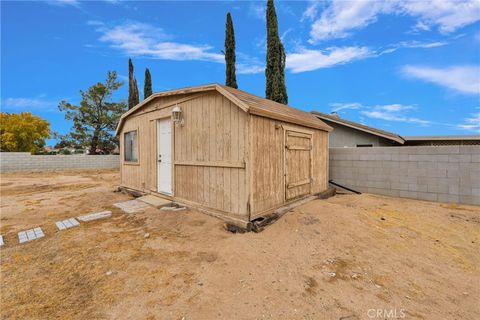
[124,130,138,162]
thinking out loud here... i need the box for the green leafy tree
[224,12,238,89]
[0,112,50,153]
[128,58,139,109]
[144,68,153,99]
[54,139,74,149]
[54,136,82,150]
[58,71,127,155]
[265,0,288,104]
[58,148,72,155]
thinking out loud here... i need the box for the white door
[157,118,172,195]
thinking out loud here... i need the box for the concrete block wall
[0,152,120,172]
[329,146,480,206]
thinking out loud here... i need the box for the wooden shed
[116,84,332,227]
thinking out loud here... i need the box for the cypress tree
[134,79,139,106]
[224,12,238,89]
[265,0,288,104]
[128,58,139,109]
[144,68,152,99]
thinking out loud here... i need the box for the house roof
[219,85,332,131]
[311,111,405,144]
[116,84,332,134]
[404,135,480,141]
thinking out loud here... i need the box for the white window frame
[124,130,139,163]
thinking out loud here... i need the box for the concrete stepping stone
[113,199,150,214]
[0,235,4,247]
[77,210,112,222]
[137,195,171,208]
[56,218,80,231]
[18,227,44,244]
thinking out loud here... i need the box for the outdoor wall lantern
[172,105,184,127]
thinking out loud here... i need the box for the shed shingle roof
[218,84,332,131]
[117,84,332,134]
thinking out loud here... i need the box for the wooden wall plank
[120,92,328,222]
[250,115,328,215]
[169,92,248,217]
[285,132,312,200]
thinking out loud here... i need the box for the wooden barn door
[285,130,312,201]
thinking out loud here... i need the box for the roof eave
[312,112,404,144]
[251,107,332,132]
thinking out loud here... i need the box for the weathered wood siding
[313,129,329,193]
[250,116,285,215]
[174,92,249,219]
[120,94,185,192]
[250,115,329,216]
[120,91,249,222]
[120,90,329,224]
[285,131,312,200]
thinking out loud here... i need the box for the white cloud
[301,1,321,22]
[87,20,104,27]
[249,2,266,21]
[361,105,430,125]
[402,65,480,94]
[328,102,479,129]
[308,1,395,43]
[281,28,292,43]
[330,102,362,112]
[1,97,57,111]
[377,40,448,55]
[401,0,480,33]
[45,0,80,7]
[361,110,430,125]
[117,74,129,82]
[235,52,264,74]
[46,0,121,6]
[397,40,448,48]
[379,48,398,55]
[328,102,430,125]
[306,0,480,43]
[92,21,223,63]
[378,104,414,112]
[457,112,480,132]
[129,42,223,62]
[91,21,265,73]
[287,46,374,73]
[290,8,452,73]
[412,21,431,32]
[237,64,264,75]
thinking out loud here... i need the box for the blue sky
[1,0,479,145]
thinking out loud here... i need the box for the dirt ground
[0,169,479,320]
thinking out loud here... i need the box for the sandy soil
[0,170,479,320]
